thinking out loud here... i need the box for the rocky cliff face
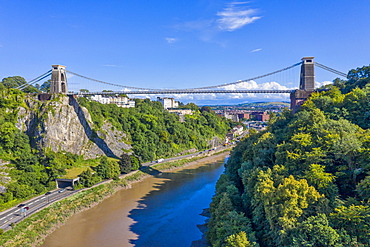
[16,95,131,159]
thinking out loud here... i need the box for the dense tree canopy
[207,65,370,246]
[1,76,40,93]
[78,97,232,162]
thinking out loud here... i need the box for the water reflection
[128,160,225,247]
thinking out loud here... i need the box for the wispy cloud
[251,48,262,53]
[165,37,178,44]
[216,2,261,31]
[173,1,261,41]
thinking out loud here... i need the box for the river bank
[0,150,230,247]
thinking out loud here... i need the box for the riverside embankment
[0,151,230,247]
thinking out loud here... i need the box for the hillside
[0,83,232,210]
[207,65,370,246]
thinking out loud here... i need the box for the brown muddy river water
[40,156,227,247]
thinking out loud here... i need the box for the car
[45,192,51,195]
[58,189,65,193]
[17,204,26,208]
[24,206,29,210]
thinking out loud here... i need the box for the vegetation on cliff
[207,65,370,247]
[78,97,232,162]
[0,78,232,210]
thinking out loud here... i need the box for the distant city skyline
[1,1,369,104]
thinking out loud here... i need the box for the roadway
[0,189,76,230]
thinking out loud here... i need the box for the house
[224,113,239,122]
[251,111,270,122]
[237,113,250,120]
[157,97,179,109]
[232,125,244,135]
[90,95,135,108]
[255,113,270,121]
[226,132,235,139]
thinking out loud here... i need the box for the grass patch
[64,167,88,179]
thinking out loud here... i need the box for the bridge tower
[290,57,315,111]
[50,65,68,94]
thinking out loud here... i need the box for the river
[40,155,227,247]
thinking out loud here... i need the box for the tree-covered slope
[207,65,370,247]
[78,97,232,162]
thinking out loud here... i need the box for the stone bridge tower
[290,57,315,111]
[50,65,68,94]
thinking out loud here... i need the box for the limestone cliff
[16,95,131,159]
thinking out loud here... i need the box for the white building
[91,95,110,104]
[90,95,135,108]
[232,125,244,135]
[157,97,179,109]
[224,113,239,122]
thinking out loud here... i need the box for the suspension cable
[186,62,303,90]
[67,62,303,91]
[16,70,52,89]
[66,70,158,91]
[314,62,347,78]
[18,72,52,90]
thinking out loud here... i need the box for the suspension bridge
[17,57,347,110]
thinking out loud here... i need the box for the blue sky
[1,0,369,105]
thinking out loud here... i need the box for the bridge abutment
[291,57,315,112]
[290,90,313,112]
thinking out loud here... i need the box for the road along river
[40,154,228,247]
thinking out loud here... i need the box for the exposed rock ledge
[16,95,131,159]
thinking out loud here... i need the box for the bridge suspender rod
[16,70,53,89]
[314,62,347,78]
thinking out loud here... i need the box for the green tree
[118,153,132,174]
[225,231,252,247]
[1,76,39,93]
[257,174,323,245]
[42,152,68,184]
[39,80,51,92]
[356,176,370,200]
[343,65,370,93]
[289,214,341,247]
[94,156,120,179]
[304,164,336,190]
[330,205,370,245]
[79,169,101,187]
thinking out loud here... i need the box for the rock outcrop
[0,159,10,193]
[16,95,131,159]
